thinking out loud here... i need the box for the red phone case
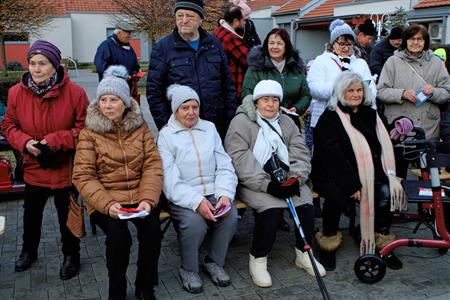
[281,177,298,186]
[119,208,140,213]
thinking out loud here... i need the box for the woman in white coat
[157,84,238,294]
[307,19,376,145]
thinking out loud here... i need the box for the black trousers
[92,209,161,299]
[321,182,392,236]
[22,184,80,257]
[251,205,315,258]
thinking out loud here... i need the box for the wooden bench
[90,192,319,235]
[159,192,319,219]
[410,168,450,181]
[159,192,319,235]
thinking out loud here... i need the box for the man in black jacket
[369,27,403,80]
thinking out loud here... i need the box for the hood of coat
[236,95,258,122]
[395,48,434,63]
[85,98,144,134]
[247,45,304,73]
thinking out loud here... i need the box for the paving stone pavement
[0,70,449,299]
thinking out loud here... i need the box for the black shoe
[385,252,402,270]
[349,225,361,245]
[278,216,290,232]
[15,252,37,272]
[60,256,80,280]
[313,198,322,218]
[318,250,336,271]
[135,288,156,300]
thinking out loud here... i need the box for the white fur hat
[253,80,283,102]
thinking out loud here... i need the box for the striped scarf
[27,72,58,97]
[336,106,406,255]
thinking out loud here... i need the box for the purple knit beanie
[27,40,61,69]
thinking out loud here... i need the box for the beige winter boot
[295,247,326,277]
[249,254,272,287]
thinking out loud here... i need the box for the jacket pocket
[205,55,221,80]
[426,107,439,120]
[169,58,192,83]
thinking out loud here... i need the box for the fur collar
[236,95,258,122]
[85,99,144,134]
[247,46,304,73]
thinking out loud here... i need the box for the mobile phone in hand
[213,204,231,218]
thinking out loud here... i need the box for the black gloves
[34,143,59,169]
[267,177,300,199]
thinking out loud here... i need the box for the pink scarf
[336,106,406,255]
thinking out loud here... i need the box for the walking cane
[268,156,331,300]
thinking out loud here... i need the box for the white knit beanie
[167,84,200,113]
[329,19,355,44]
[96,65,133,108]
[253,80,283,102]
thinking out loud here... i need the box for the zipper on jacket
[118,128,133,203]
[188,130,207,196]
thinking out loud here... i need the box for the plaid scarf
[336,106,406,255]
[27,72,58,97]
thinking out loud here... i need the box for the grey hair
[113,28,121,35]
[328,71,376,111]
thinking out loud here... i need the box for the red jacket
[1,68,89,188]
[214,21,248,101]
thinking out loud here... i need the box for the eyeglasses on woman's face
[336,41,354,48]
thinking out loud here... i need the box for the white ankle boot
[295,247,326,277]
[249,254,272,287]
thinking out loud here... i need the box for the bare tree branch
[0,0,54,76]
[111,0,229,42]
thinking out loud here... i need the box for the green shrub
[0,78,20,106]
[6,61,24,71]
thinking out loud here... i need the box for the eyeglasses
[407,37,425,43]
[175,13,197,21]
[336,42,354,48]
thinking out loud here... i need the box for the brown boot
[315,231,343,271]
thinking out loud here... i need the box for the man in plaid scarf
[214,6,249,102]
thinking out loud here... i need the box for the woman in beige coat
[73,66,163,300]
[225,80,325,288]
[377,25,450,177]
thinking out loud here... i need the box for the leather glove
[267,177,300,199]
[34,143,58,169]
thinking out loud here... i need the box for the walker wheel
[354,254,386,284]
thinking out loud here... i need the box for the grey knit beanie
[329,19,355,44]
[167,84,200,113]
[96,65,133,108]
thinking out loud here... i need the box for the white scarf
[252,111,290,168]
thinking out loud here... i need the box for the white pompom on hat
[96,65,133,108]
[329,19,355,44]
[167,84,200,113]
[252,80,283,102]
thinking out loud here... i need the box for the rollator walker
[354,139,450,283]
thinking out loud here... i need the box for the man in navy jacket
[94,22,140,81]
[147,0,237,138]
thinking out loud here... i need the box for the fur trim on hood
[236,94,258,122]
[247,45,304,73]
[85,99,144,134]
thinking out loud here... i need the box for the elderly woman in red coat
[1,40,89,279]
